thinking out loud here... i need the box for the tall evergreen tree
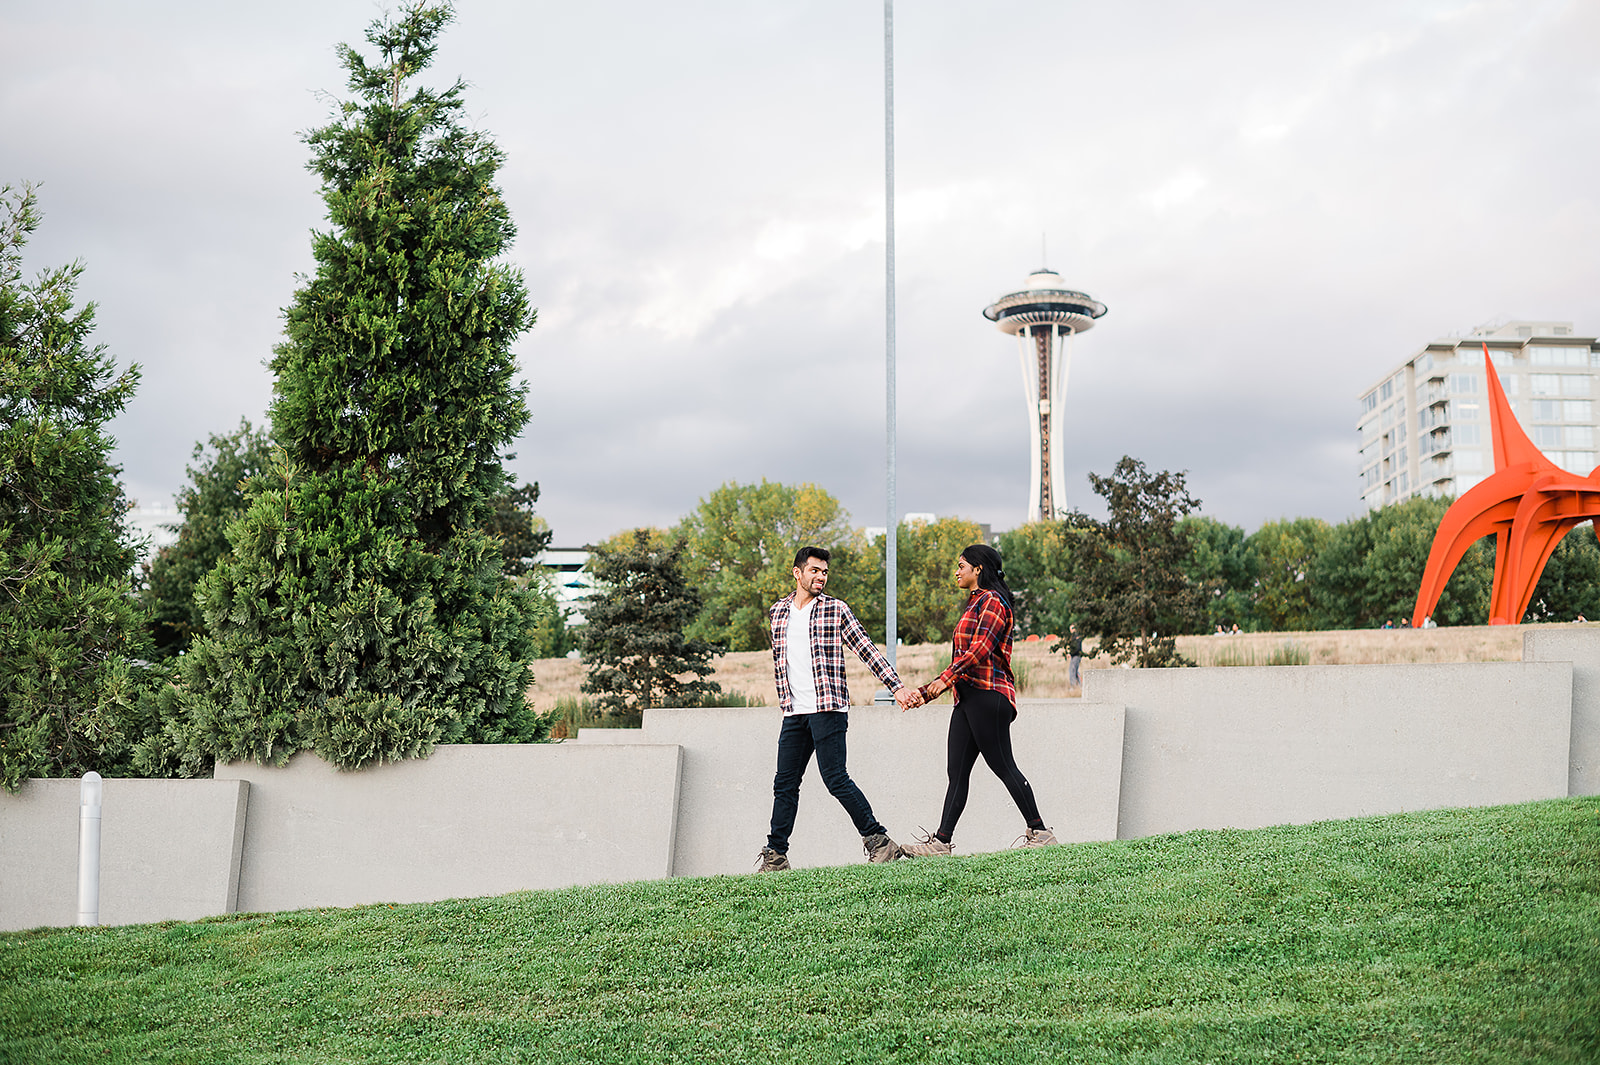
[140,420,274,659]
[164,5,543,773]
[484,480,551,577]
[581,531,722,712]
[0,185,148,789]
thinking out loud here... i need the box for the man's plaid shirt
[770,592,905,715]
[932,588,1017,705]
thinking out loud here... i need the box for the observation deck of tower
[983,268,1107,522]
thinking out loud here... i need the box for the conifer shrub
[150,5,544,774]
[0,186,150,789]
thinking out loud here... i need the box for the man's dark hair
[793,545,831,570]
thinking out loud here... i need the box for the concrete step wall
[3,628,1594,931]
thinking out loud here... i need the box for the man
[756,546,920,872]
[1067,623,1083,689]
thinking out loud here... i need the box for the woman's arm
[922,592,1010,698]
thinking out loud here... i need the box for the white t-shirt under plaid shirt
[769,592,905,715]
[785,598,820,713]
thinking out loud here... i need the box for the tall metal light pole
[883,0,898,670]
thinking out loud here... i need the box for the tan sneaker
[755,847,791,872]
[862,832,903,862]
[899,831,953,857]
[1014,827,1059,848]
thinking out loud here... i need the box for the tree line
[574,457,1600,676]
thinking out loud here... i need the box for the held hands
[894,686,924,712]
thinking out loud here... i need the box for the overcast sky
[5,0,1598,549]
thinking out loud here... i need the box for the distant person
[899,544,1057,857]
[1067,623,1084,688]
[755,546,917,873]
[1423,615,1437,629]
[1230,623,1242,635]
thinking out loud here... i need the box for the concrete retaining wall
[5,631,1595,930]
[1087,661,1572,838]
[600,701,1125,877]
[0,778,247,932]
[1524,629,1600,796]
[214,742,682,914]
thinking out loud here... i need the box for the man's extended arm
[839,604,905,693]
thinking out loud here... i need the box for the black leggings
[937,683,1045,841]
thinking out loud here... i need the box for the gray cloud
[3,0,1596,548]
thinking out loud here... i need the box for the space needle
[983,268,1107,522]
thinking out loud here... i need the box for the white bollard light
[78,772,102,927]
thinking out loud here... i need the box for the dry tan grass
[523,622,1582,707]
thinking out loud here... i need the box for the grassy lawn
[3,798,1596,1064]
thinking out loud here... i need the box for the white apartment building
[1357,321,1600,508]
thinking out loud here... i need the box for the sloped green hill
[3,798,1597,1064]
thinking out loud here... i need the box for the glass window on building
[1533,425,1562,449]
[1455,450,1484,472]
[1531,399,1560,421]
[1455,424,1482,445]
[1530,346,1591,367]
[1555,451,1596,473]
[1452,401,1480,421]
[1565,400,1593,422]
[1565,426,1595,449]
[1562,375,1591,396]
[1448,373,1479,394]
[1532,374,1561,396]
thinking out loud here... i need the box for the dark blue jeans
[766,711,885,853]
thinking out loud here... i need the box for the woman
[900,544,1057,856]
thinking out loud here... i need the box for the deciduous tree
[1249,517,1334,631]
[676,480,858,651]
[867,516,983,645]
[1308,498,1489,628]
[1056,456,1206,668]
[995,521,1077,638]
[1180,516,1259,632]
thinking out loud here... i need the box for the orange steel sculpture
[1412,344,1600,627]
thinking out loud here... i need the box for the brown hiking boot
[862,832,902,862]
[899,830,953,857]
[755,847,791,872]
[1014,827,1059,848]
